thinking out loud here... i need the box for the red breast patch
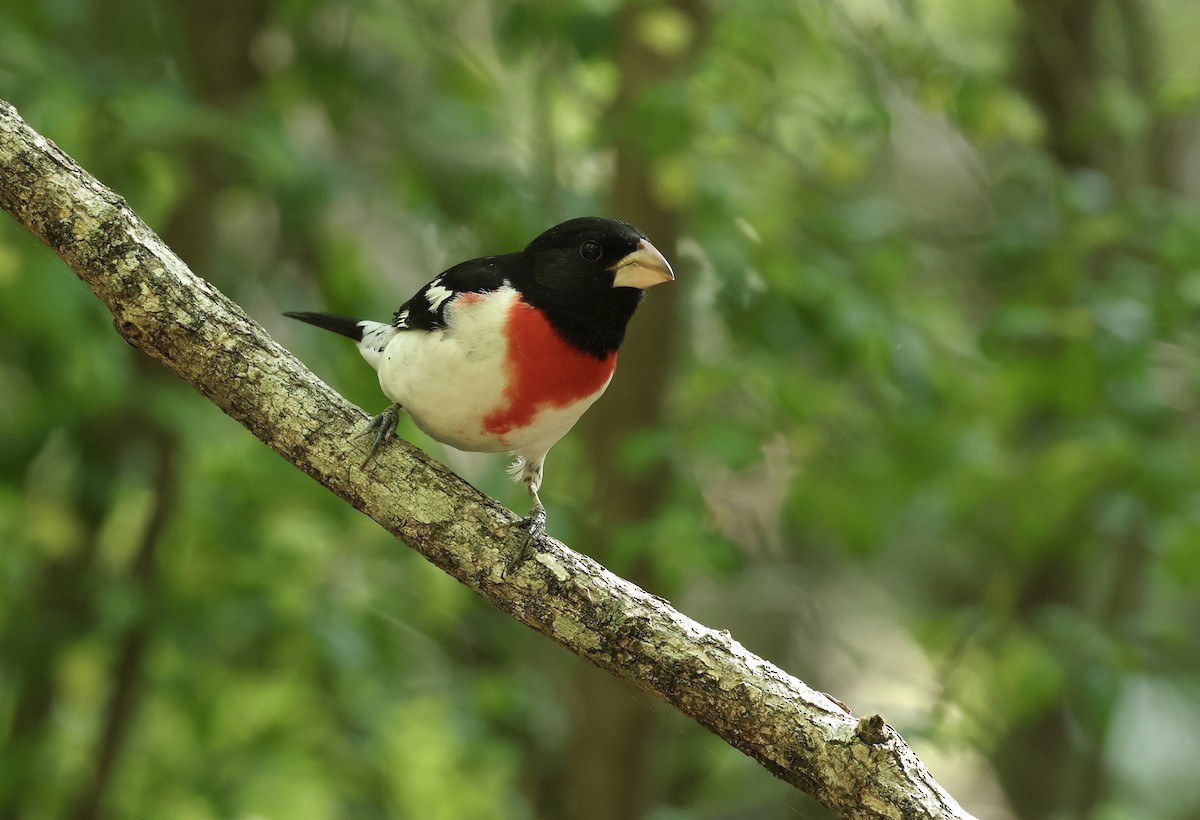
[483,298,617,435]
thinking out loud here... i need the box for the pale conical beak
[610,239,674,289]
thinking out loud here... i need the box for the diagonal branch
[0,98,973,820]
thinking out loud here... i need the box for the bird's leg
[359,403,402,467]
[506,457,546,574]
[508,498,546,573]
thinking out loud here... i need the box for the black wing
[393,253,518,331]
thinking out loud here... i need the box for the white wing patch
[424,282,455,312]
[393,309,410,328]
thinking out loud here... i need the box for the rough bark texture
[0,98,973,820]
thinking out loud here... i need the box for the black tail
[283,311,365,341]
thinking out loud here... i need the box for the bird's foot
[359,404,402,467]
[505,503,546,575]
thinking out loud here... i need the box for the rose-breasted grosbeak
[285,216,674,568]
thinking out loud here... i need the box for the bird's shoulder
[393,253,519,331]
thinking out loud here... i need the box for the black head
[513,217,673,358]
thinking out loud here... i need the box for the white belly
[375,288,607,460]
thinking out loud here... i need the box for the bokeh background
[3,0,1200,818]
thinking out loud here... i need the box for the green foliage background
[3,1,1200,818]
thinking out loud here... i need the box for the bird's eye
[579,239,602,262]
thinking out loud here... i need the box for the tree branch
[0,98,974,820]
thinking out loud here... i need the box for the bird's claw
[505,504,546,575]
[360,404,401,467]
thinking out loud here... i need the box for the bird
[285,216,674,570]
